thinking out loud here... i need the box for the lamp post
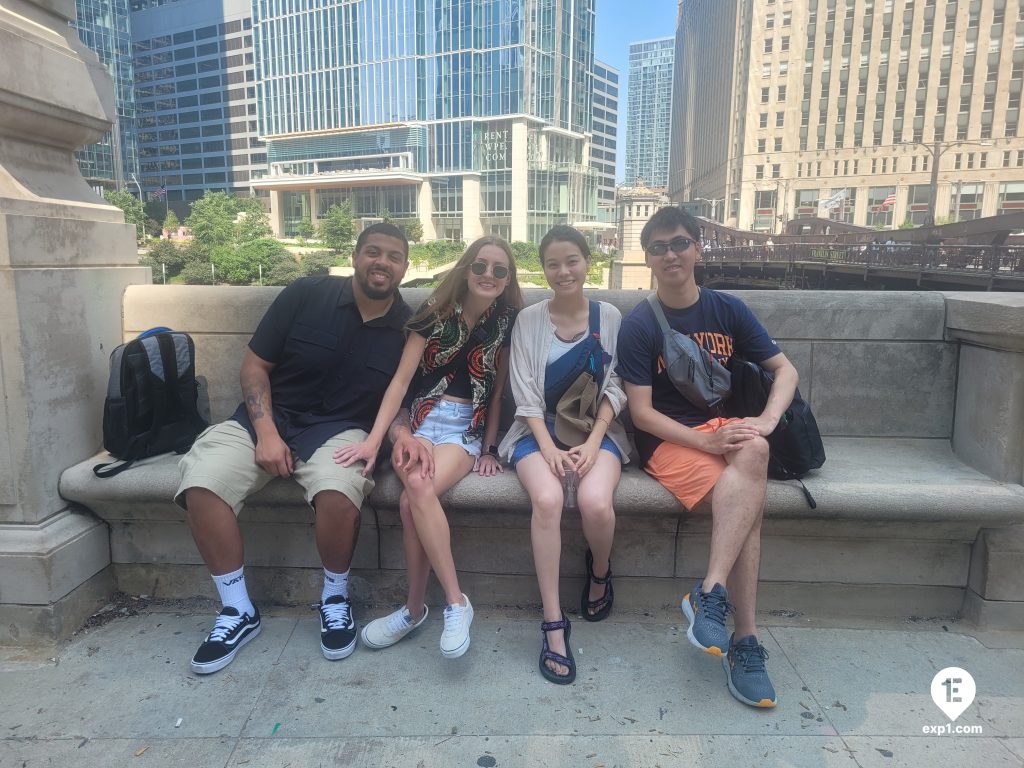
[919,139,992,226]
[128,172,143,201]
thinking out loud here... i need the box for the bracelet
[595,416,611,427]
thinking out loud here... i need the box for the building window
[764,38,774,53]
[762,87,770,103]
[998,181,1024,214]
[867,185,896,227]
[774,137,783,151]
[758,138,767,152]
[756,164,765,179]
[778,85,787,100]
[951,182,984,221]
[760,113,769,128]
[776,111,785,127]
[772,163,781,178]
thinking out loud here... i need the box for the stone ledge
[60,437,1024,526]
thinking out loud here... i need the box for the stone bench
[58,286,1024,630]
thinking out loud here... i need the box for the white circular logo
[930,667,976,722]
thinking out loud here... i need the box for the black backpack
[93,328,208,478]
[726,357,826,508]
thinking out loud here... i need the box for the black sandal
[581,548,614,622]
[539,612,576,685]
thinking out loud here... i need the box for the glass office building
[254,0,597,241]
[625,37,674,189]
[73,0,140,190]
[591,59,619,223]
[131,0,265,214]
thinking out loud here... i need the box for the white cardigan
[497,299,631,463]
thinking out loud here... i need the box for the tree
[235,198,272,244]
[296,218,316,241]
[178,261,214,285]
[141,239,187,282]
[300,250,342,276]
[186,191,237,249]
[318,202,355,254]
[104,189,145,242]
[265,258,304,286]
[397,218,423,243]
[163,210,180,233]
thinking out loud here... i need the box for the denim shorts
[510,417,623,466]
[413,399,481,457]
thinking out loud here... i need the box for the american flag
[881,193,896,208]
[152,185,166,200]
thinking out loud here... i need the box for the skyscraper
[253,0,598,242]
[591,60,620,223]
[670,0,1024,232]
[72,0,139,191]
[130,0,264,215]
[625,37,674,189]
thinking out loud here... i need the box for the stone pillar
[462,173,483,242]
[417,181,437,242]
[0,0,150,644]
[943,293,1024,629]
[510,119,529,242]
[308,187,319,228]
[268,189,284,236]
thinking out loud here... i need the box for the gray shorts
[175,420,374,514]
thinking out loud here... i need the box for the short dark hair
[640,206,701,250]
[355,222,409,258]
[539,224,592,261]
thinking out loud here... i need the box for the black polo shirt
[230,275,412,461]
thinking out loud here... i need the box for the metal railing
[699,243,1024,274]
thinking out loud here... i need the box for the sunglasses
[469,260,510,279]
[647,236,696,257]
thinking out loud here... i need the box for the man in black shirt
[175,223,414,674]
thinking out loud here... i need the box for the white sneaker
[440,593,473,659]
[360,604,428,649]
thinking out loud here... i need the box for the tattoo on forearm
[244,382,269,421]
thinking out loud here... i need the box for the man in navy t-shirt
[617,207,799,709]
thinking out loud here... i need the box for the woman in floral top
[335,236,521,659]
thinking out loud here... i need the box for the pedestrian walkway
[2,602,1022,767]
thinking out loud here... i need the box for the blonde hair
[408,236,524,329]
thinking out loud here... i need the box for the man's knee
[313,490,360,523]
[183,487,234,521]
[735,436,770,470]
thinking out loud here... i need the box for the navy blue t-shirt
[616,289,781,465]
[230,275,412,461]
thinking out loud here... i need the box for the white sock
[322,567,350,603]
[212,567,255,617]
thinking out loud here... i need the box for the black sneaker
[190,605,261,675]
[318,595,357,660]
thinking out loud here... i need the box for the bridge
[696,242,1024,291]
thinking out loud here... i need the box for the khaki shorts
[175,420,374,515]
[644,417,742,511]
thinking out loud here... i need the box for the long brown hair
[408,235,524,329]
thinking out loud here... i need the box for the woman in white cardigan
[497,226,629,685]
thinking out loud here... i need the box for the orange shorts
[645,417,742,511]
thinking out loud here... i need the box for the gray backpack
[646,294,731,410]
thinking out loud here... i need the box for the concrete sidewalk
[1,601,1022,768]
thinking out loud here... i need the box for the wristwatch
[486,445,499,457]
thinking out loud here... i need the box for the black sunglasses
[469,261,510,279]
[647,236,696,257]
